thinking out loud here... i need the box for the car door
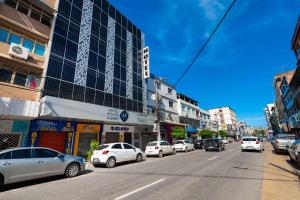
[32,148,66,177]
[5,149,37,183]
[123,143,137,161]
[111,144,125,162]
[164,142,173,154]
[0,151,12,184]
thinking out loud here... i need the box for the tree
[218,130,228,138]
[199,129,214,139]
[172,127,186,140]
[86,140,100,161]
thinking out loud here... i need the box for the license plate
[209,147,213,149]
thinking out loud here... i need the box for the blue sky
[109,0,300,128]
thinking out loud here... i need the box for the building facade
[209,107,238,138]
[146,74,180,146]
[23,0,154,155]
[0,0,55,150]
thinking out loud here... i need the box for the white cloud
[198,0,225,21]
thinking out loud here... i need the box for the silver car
[0,147,85,186]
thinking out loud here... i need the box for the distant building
[199,108,219,132]
[177,93,200,137]
[209,107,238,138]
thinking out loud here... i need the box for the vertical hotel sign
[142,47,150,78]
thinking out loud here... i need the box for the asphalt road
[0,142,265,200]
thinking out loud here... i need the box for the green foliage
[218,130,228,138]
[172,127,186,139]
[198,129,214,139]
[86,140,100,161]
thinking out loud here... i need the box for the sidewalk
[262,143,300,200]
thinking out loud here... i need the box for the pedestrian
[0,138,10,151]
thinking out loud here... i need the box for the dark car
[204,138,225,152]
[193,139,204,149]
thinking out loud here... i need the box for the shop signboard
[103,124,134,133]
[142,46,150,79]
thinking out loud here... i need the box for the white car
[91,143,145,168]
[221,139,228,144]
[173,140,195,152]
[241,137,264,152]
[145,141,176,157]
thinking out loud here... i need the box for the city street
[0,143,265,200]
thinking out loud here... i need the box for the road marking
[208,156,218,161]
[229,149,234,152]
[115,178,166,200]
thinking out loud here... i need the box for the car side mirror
[57,153,65,159]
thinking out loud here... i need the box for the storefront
[73,123,101,157]
[27,120,76,154]
[0,120,30,150]
[160,122,185,144]
[102,124,134,145]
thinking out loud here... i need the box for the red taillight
[102,150,109,155]
[256,141,259,144]
[275,140,279,144]
[155,146,159,149]
[241,141,243,144]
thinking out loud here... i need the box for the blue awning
[186,127,198,133]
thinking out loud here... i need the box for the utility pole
[155,79,161,141]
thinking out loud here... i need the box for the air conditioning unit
[8,43,29,60]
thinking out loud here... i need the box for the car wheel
[65,163,80,178]
[106,157,116,168]
[289,155,295,163]
[93,164,100,168]
[158,151,163,158]
[136,153,143,162]
[0,175,3,186]
[205,149,208,152]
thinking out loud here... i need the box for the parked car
[273,134,296,153]
[241,136,264,152]
[204,138,225,152]
[0,147,85,186]
[193,139,204,149]
[173,140,195,152]
[91,143,145,168]
[145,141,176,157]
[288,140,300,167]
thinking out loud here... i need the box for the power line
[174,0,238,87]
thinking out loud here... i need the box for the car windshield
[242,138,256,141]
[174,141,184,144]
[147,142,157,146]
[98,145,109,150]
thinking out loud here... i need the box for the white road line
[115,178,166,200]
[208,156,218,161]
[229,149,234,152]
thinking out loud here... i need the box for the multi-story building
[177,93,200,137]
[146,74,181,146]
[199,108,218,132]
[209,107,238,138]
[264,103,280,131]
[273,71,295,132]
[20,0,155,156]
[0,0,55,149]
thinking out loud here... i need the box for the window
[0,68,13,83]
[123,144,135,149]
[0,27,9,43]
[17,2,30,15]
[8,33,21,44]
[5,0,17,8]
[168,88,172,94]
[156,82,161,90]
[22,38,34,52]
[34,43,45,56]
[111,144,122,149]
[30,9,42,21]
[41,14,51,27]
[32,149,59,158]
[12,149,31,159]
[169,101,173,108]
[0,151,11,159]
[14,73,27,86]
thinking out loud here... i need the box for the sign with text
[142,46,150,78]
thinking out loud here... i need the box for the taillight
[155,146,159,149]
[256,141,259,144]
[102,150,109,155]
[241,141,243,144]
[275,140,279,144]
